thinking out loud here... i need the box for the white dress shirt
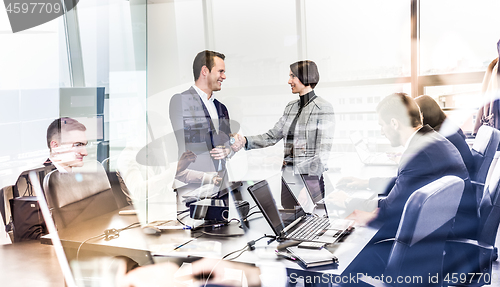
[193,85,219,132]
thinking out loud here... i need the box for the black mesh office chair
[42,162,130,229]
[360,176,465,287]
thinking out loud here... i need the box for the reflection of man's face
[378,116,401,147]
[52,130,88,169]
[207,57,226,93]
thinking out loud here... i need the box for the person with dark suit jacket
[338,93,478,280]
[415,95,475,176]
[169,50,232,185]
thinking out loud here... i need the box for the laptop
[300,174,326,206]
[31,171,155,286]
[247,179,353,244]
[349,131,398,166]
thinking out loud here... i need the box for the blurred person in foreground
[415,95,474,176]
[117,258,286,287]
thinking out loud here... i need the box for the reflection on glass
[420,0,500,75]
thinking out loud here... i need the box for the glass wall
[0,0,149,226]
[1,0,499,230]
[0,5,63,189]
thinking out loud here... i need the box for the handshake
[229,133,246,152]
[209,133,247,160]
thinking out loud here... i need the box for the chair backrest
[471,125,500,184]
[478,156,500,246]
[484,151,500,191]
[43,163,128,229]
[0,185,13,226]
[384,176,464,285]
[100,157,132,207]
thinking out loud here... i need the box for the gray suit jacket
[245,95,335,176]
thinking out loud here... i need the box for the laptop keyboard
[288,216,331,240]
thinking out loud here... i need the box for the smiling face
[50,130,88,170]
[288,70,307,95]
[206,56,226,93]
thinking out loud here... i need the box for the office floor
[0,223,11,245]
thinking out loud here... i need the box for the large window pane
[420,0,500,75]
[306,0,411,82]
[424,84,482,135]
[0,12,64,187]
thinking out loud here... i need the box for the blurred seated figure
[117,258,285,287]
[415,95,474,176]
[46,117,89,173]
[337,93,478,280]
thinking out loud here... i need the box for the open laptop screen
[280,177,306,220]
[247,178,307,236]
[301,175,323,204]
[247,180,285,236]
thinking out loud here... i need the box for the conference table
[4,152,398,286]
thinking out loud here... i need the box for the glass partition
[1,0,497,239]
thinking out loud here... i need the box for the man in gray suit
[169,50,232,186]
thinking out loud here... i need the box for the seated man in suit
[7,117,89,241]
[14,116,87,195]
[46,117,88,173]
[339,93,477,277]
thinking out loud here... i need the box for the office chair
[43,162,130,229]
[0,185,14,242]
[484,151,500,190]
[101,157,132,206]
[443,157,500,287]
[471,125,500,205]
[360,176,465,287]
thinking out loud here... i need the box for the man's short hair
[290,60,320,89]
[376,93,422,128]
[46,117,86,150]
[193,50,226,81]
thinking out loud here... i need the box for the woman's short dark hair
[415,95,447,131]
[290,60,319,89]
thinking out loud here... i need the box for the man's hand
[326,190,351,208]
[230,134,246,152]
[346,209,379,226]
[177,150,196,173]
[191,258,262,287]
[212,175,222,186]
[336,176,369,190]
[210,146,231,160]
